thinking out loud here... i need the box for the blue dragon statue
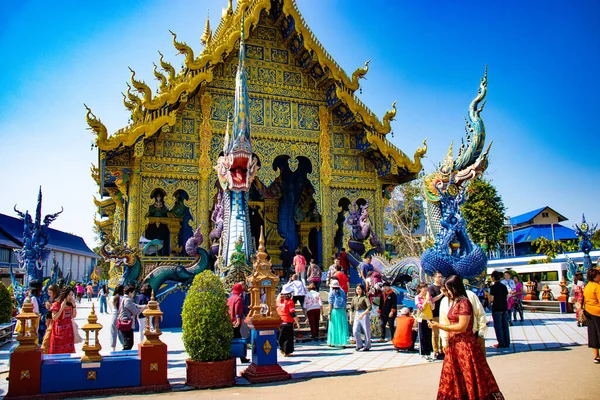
[10,188,63,304]
[10,188,63,338]
[566,214,597,283]
[212,15,259,271]
[421,67,492,279]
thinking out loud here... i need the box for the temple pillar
[126,146,143,247]
[318,106,334,262]
[375,177,384,247]
[198,92,213,250]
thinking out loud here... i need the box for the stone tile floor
[0,299,588,397]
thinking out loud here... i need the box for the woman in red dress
[49,286,77,354]
[429,275,504,400]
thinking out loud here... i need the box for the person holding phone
[49,286,77,354]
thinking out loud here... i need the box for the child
[415,282,434,360]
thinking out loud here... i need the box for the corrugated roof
[509,207,568,226]
[506,224,577,244]
[0,213,98,258]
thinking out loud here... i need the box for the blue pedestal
[250,328,278,365]
[41,353,140,394]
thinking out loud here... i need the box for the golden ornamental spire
[201,10,212,46]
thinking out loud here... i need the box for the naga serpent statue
[212,15,259,272]
[421,67,492,279]
[100,226,209,296]
[566,214,597,284]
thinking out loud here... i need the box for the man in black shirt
[489,271,511,348]
[428,271,445,358]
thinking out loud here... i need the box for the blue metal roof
[507,224,577,244]
[510,206,567,226]
[0,213,98,258]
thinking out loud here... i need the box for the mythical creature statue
[100,227,209,296]
[421,67,491,279]
[142,227,210,295]
[10,188,63,306]
[567,214,598,283]
[370,255,424,300]
[99,238,142,287]
[209,188,225,255]
[220,236,253,292]
[345,201,384,255]
[212,16,259,271]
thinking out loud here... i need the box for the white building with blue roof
[0,213,98,286]
[506,206,578,256]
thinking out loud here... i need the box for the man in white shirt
[439,286,488,356]
[501,271,516,292]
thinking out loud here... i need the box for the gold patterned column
[374,177,384,248]
[318,106,333,263]
[198,92,213,250]
[126,150,142,247]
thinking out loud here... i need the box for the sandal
[594,358,600,364]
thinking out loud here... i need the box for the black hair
[491,271,503,281]
[355,283,365,294]
[341,248,346,252]
[335,264,342,271]
[433,270,442,277]
[443,275,468,300]
[295,249,301,255]
[124,285,136,295]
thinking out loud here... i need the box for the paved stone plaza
[0,299,589,397]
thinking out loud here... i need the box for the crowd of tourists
[17,280,154,355]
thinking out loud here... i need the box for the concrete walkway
[117,345,598,400]
[0,298,590,398]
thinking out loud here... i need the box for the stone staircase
[293,283,358,342]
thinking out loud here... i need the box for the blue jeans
[99,295,107,313]
[492,311,511,347]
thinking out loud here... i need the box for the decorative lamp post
[241,226,291,383]
[81,304,103,362]
[142,292,164,346]
[14,297,39,353]
[541,284,552,301]
[524,280,537,301]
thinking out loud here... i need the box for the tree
[592,230,600,249]
[530,237,580,263]
[385,176,427,257]
[461,177,508,255]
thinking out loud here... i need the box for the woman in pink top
[512,275,524,323]
[293,249,307,285]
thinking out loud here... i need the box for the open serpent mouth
[228,151,251,190]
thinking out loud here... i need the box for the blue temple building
[0,213,98,286]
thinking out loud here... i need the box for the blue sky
[1,0,599,248]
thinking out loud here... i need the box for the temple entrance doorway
[263,155,321,264]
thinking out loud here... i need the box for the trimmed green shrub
[0,282,13,323]
[182,271,233,362]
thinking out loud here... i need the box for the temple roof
[86,0,425,179]
[0,213,98,258]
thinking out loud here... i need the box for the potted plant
[182,271,235,389]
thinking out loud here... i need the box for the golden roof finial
[201,10,212,46]
[258,225,266,256]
